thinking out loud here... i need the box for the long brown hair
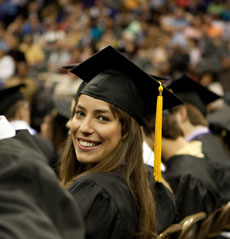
[59,103,157,239]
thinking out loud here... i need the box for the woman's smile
[78,138,101,150]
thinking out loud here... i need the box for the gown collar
[185,126,211,141]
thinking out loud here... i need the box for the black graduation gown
[0,130,85,239]
[163,154,227,221]
[145,165,177,234]
[68,171,138,239]
[193,133,230,165]
[32,133,59,168]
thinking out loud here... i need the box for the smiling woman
[59,46,182,239]
[70,95,122,164]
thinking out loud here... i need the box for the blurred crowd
[1,1,230,237]
[0,0,230,141]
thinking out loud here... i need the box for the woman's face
[69,94,122,164]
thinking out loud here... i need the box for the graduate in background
[0,115,85,239]
[40,98,72,173]
[0,84,58,168]
[207,106,230,157]
[59,46,182,239]
[167,75,230,165]
[159,112,230,221]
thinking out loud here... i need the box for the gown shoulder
[68,171,137,239]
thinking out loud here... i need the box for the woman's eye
[76,111,85,118]
[98,115,109,122]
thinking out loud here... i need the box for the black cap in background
[207,106,230,136]
[52,98,72,121]
[167,75,221,116]
[0,84,25,115]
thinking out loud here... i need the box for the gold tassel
[154,83,163,183]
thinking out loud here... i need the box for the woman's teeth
[79,140,97,147]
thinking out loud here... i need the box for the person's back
[164,152,225,221]
[68,170,137,239]
[0,117,85,239]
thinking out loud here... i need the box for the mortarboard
[0,84,25,115]
[167,75,221,116]
[74,81,87,101]
[68,46,182,125]
[207,106,230,139]
[52,98,72,121]
[64,45,183,183]
[62,64,79,70]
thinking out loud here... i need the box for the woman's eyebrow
[76,104,85,110]
[94,109,110,114]
[76,104,111,114]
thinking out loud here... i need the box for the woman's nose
[79,117,94,134]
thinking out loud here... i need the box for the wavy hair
[59,102,156,239]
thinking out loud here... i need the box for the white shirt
[0,115,16,140]
[142,141,165,172]
[10,120,37,135]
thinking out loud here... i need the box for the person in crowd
[5,60,37,104]
[40,98,72,173]
[207,105,230,157]
[0,48,15,88]
[159,112,230,221]
[59,45,181,239]
[167,75,230,165]
[40,98,71,152]
[0,84,58,169]
[0,115,85,239]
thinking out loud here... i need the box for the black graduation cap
[52,98,72,120]
[0,84,25,115]
[67,46,182,125]
[74,81,87,101]
[167,75,222,116]
[62,64,79,70]
[207,106,230,138]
